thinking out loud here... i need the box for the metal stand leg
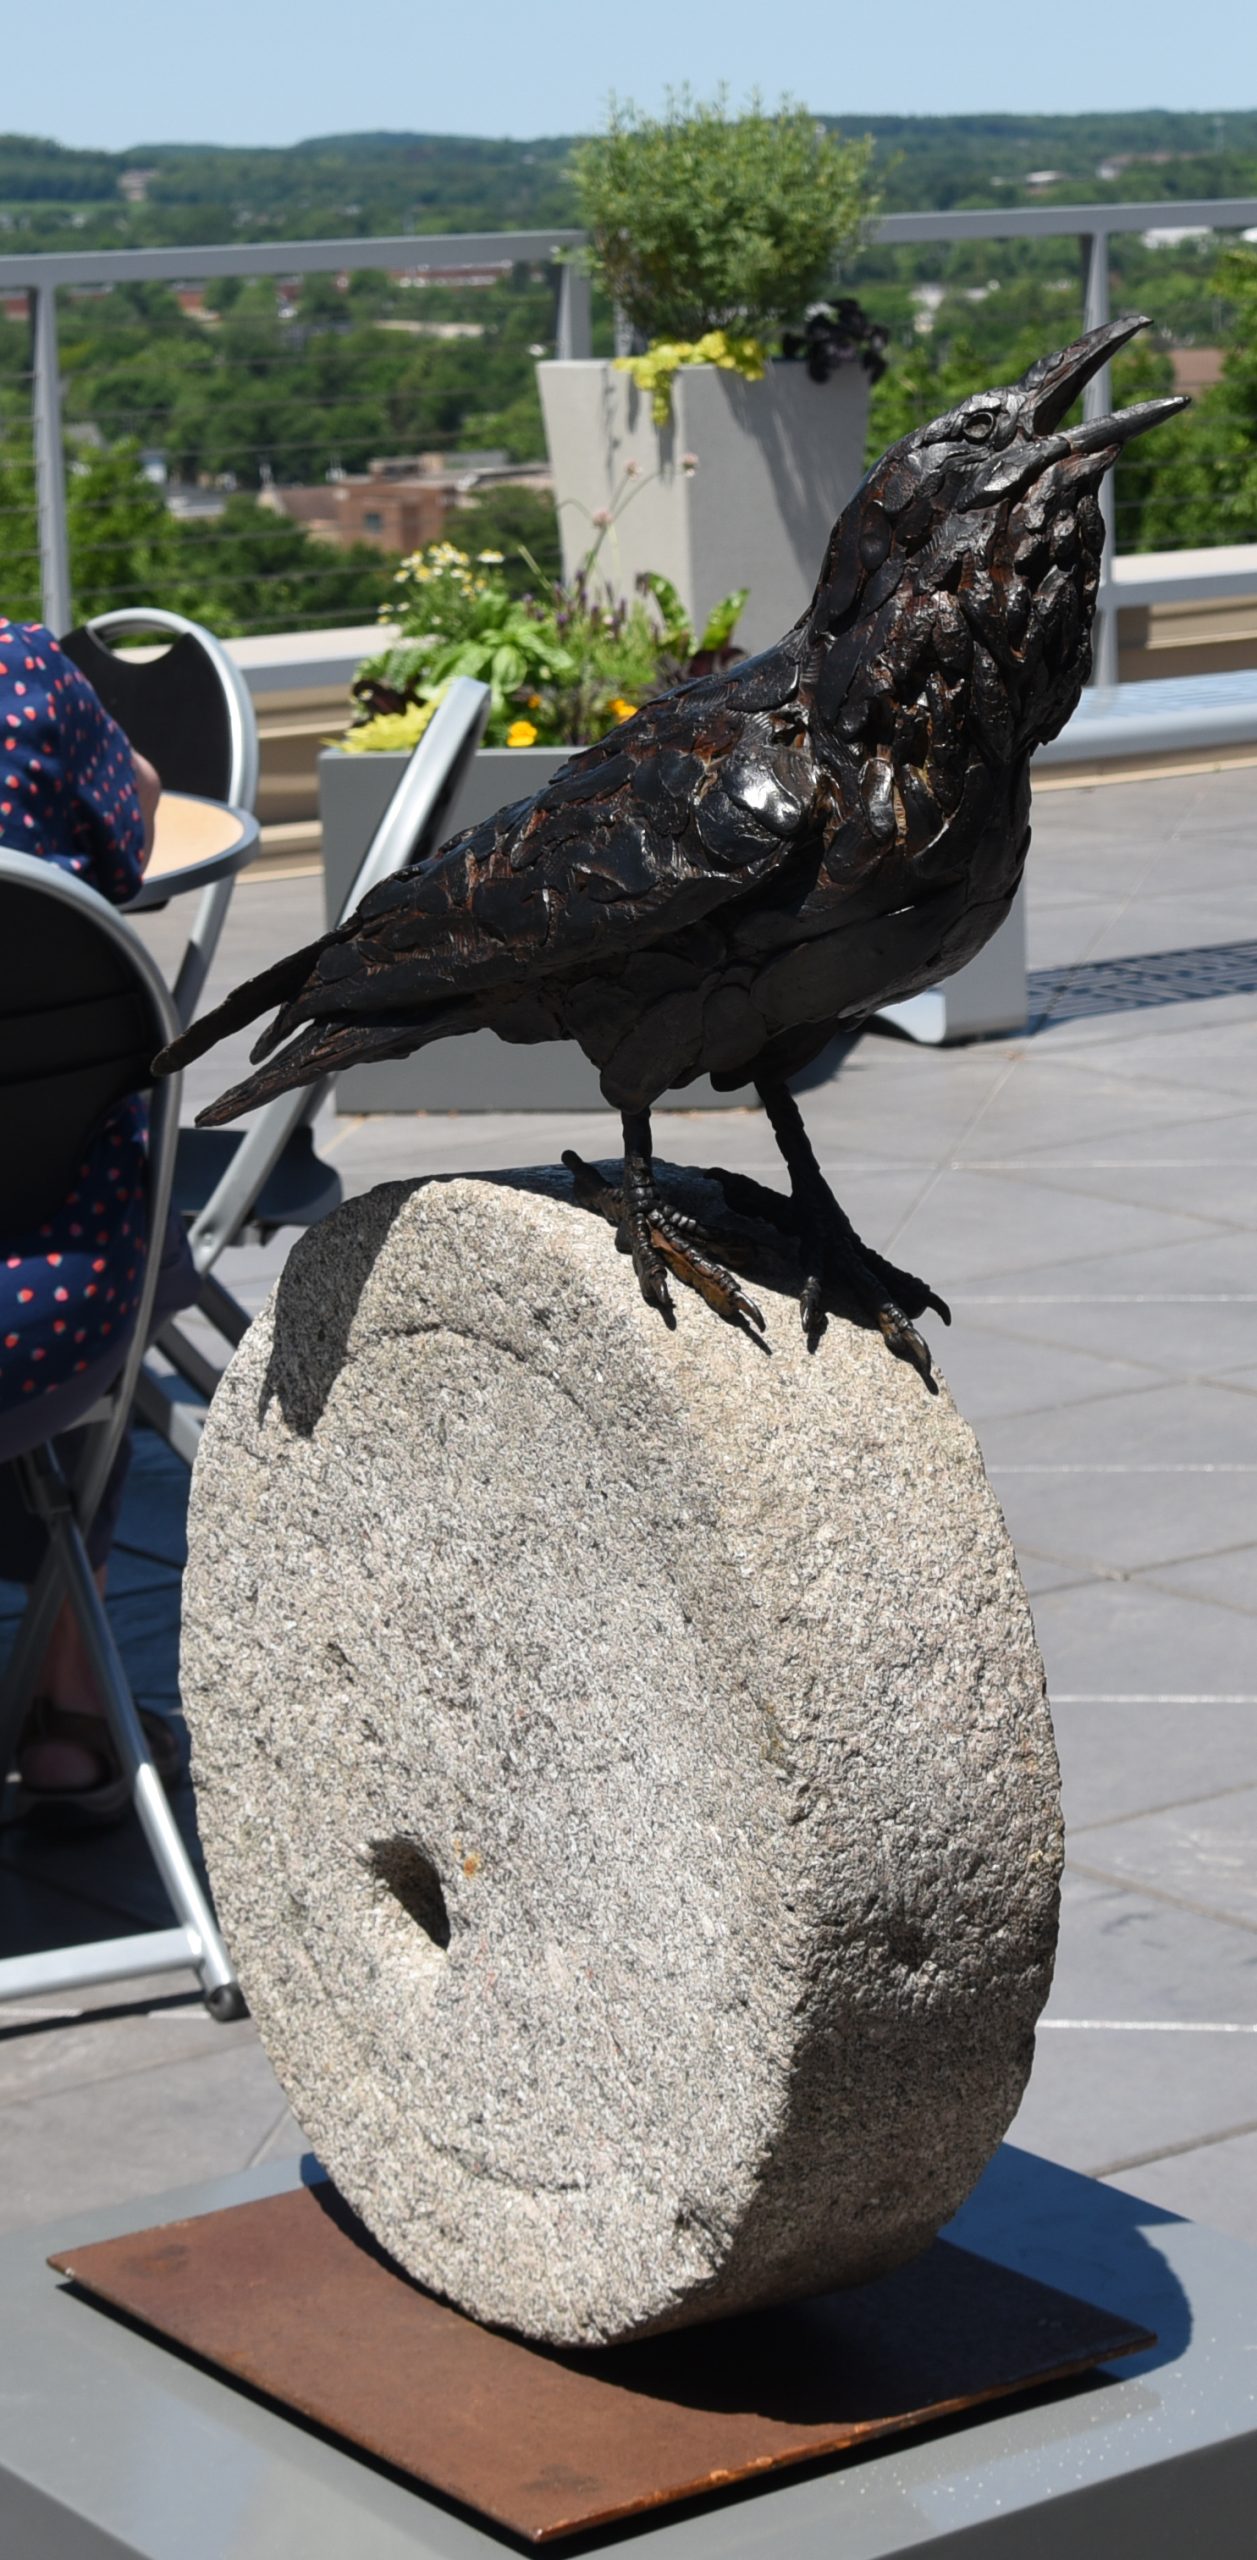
[0,1447,244,2021]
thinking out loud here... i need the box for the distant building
[392,263,517,290]
[1170,346,1225,394]
[1141,226,1212,250]
[257,451,552,554]
[118,168,156,204]
[1024,170,1065,192]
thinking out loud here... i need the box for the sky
[11,0,1257,153]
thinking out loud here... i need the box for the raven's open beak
[960,316,1190,508]
[1025,314,1153,434]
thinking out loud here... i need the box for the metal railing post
[555,258,592,361]
[1080,227,1119,690]
[31,283,71,633]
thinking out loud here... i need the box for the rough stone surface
[180,1169,1062,2348]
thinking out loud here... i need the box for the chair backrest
[185,676,492,1272]
[0,853,181,1234]
[335,676,492,925]
[59,609,259,812]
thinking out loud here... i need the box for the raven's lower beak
[1025,314,1154,435]
[1066,392,1190,453]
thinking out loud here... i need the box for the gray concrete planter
[319,745,755,1112]
[537,358,870,655]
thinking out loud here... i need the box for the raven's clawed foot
[562,1148,766,1337]
[795,1204,949,1381]
[738,1080,951,1385]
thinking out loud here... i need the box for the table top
[124,791,259,911]
[1,2144,1254,2558]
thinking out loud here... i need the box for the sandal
[11,1695,181,1832]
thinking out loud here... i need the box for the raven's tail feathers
[192,1013,433,1126]
[151,932,333,1078]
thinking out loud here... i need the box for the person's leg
[18,1562,113,1790]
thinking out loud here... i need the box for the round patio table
[123,792,259,913]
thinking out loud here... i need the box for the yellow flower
[506,719,538,748]
[526,692,542,708]
[608,697,637,723]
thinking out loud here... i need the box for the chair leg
[0,1545,62,1786]
[197,1269,250,1349]
[132,1365,205,1469]
[2,1446,244,2022]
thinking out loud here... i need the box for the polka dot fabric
[0,618,145,896]
[0,619,151,1413]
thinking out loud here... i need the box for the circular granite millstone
[181,1168,1061,2347]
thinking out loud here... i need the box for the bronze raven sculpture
[157,316,1184,1372]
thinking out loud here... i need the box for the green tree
[168,491,397,632]
[1134,247,1257,548]
[446,484,562,593]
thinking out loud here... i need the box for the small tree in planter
[538,91,881,653]
[574,88,877,412]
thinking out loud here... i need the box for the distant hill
[3,112,1257,250]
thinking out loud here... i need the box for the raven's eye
[962,412,994,443]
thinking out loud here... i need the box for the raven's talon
[562,1146,764,1334]
[875,1298,936,1386]
[799,1270,826,1353]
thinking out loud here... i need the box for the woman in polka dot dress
[0,618,192,1821]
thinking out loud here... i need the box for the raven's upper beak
[1024,314,1153,434]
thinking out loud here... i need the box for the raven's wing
[161,644,815,1118]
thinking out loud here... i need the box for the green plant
[347,532,747,750]
[572,88,875,378]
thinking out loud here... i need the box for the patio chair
[0,850,243,2018]
[59,606,260,1029]
[142,676,491,1466]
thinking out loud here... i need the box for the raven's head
[812,317,1186,753]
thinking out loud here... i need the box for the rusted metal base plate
[49,2183,1152,2544]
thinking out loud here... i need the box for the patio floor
[2,760,1256,2253]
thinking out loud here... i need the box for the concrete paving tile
[961,1101,1257,1172]
[959,1219,1257,1300]
[0,1985,255,2105]
[1145,1544,1257,1616]
[1015,1155,1257,1234]
[0,2037,292,2234]
[0,1859,144,1959]
[1008,2018,1257,2177]
[1014,1553,1098,1599]
[1051,1699,1257,1832]
[1036,1014,1257,1099]
[1105,2128,1257,2249]
[1047,1867,1257,2025]
[250,2101,306,2165]
[1074,1785,1257,1930]
[891,1172,1205,1287]
[935,1325,1164,1425]
[946,1286,1257,1385]
[101,1549,180,1603]
[990,1466,1257,1578]
[104,1588,183,1700]
[950,1061,1249,1155]
[979,1376,1257,1470]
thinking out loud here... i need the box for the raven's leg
[563,1111,764,1332]
[755,1080,949,1374]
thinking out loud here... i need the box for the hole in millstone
[368,1839,451,1950]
